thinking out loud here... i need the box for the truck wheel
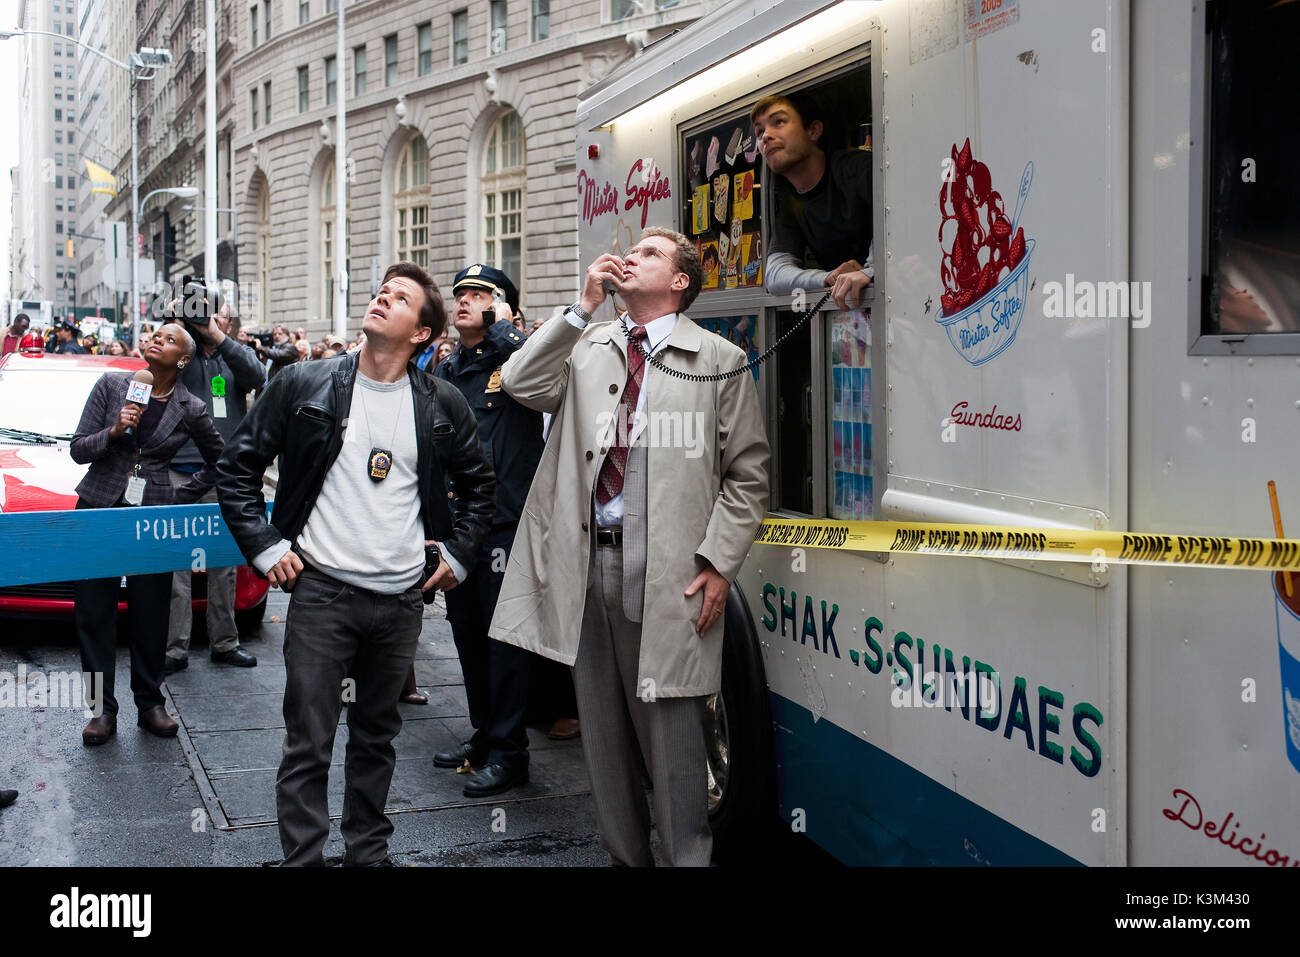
[707,583,776,863]
[235,595,267,636]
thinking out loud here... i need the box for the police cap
[452,264,520,313]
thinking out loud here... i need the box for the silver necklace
[357,379,405,482]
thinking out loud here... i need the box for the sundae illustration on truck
[937,140,1034,366]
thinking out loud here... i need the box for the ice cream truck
[572,0,1300,866]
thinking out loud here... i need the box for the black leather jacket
[216,351,495,574]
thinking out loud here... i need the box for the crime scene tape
[752,517,1300,571]
[0,504,256,588]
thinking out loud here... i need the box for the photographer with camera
[244,324,300,380]
[160,284,266,674]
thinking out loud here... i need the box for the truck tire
[707,583,776,863]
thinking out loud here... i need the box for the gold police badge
[368,447,393,481]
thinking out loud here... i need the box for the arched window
[321,163,351,319]
[256,187,271,329]
[394,136,429,268]
[481,110,525,289]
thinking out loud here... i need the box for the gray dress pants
[166,470,240,657]
[572,541,712,867]
[276,565,423,866]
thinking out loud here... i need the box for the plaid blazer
[70,371,224,507]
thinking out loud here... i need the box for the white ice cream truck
[573,0,1300,865]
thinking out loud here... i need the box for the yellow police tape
[752,517,1300,571]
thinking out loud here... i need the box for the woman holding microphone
[71,322,225,745]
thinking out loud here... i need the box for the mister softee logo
[935,140,1035,367]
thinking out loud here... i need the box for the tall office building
[74,0,120,315]
[13,0,82,316]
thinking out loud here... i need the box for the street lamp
[0,30,171,349]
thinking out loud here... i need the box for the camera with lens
[161,276,223,328]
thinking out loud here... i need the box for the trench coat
[487,311,770,697]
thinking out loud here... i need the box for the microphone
[123,369,154,437]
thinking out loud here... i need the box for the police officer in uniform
[432,265,544,796]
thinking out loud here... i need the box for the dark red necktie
[595,325,649,505]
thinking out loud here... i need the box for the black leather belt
[595,526,623,547]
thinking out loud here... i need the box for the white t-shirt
[294,373,424,594]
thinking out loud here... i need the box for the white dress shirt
[564,307,676,526]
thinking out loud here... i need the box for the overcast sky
[1,0,19,304]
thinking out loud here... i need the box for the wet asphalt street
[0,589,612,867]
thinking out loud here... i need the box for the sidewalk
[170,590,591,829]
[0,591,605,866]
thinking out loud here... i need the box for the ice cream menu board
[683,113,764,292]
[830,310,872,519]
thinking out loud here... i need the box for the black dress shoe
[0,789,17,809]
[433,741,487,769]
[211,646,257,667]
[137,705,179,737]
[163,656,188,676]
[82,713,117,746]
[462,762,529,798]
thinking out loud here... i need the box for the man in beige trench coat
[489,227,770,865]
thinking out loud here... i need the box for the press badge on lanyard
[211,375,227,418]
[124,464,146,506]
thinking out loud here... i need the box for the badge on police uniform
[485,367,503,393]
[368,448,393,481]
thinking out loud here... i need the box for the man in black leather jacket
[216,262,495,866]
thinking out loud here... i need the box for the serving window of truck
[678,61,872,520]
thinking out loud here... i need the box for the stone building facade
[226,0,716,336]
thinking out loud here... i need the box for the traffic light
[65,238,75,258]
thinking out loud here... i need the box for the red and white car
[0,350,269,628]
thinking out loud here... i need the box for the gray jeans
[277,564,423,866]
[167,470,239,657]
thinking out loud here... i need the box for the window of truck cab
[677,58,872,519]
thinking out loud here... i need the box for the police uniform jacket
[433,318,544,529]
